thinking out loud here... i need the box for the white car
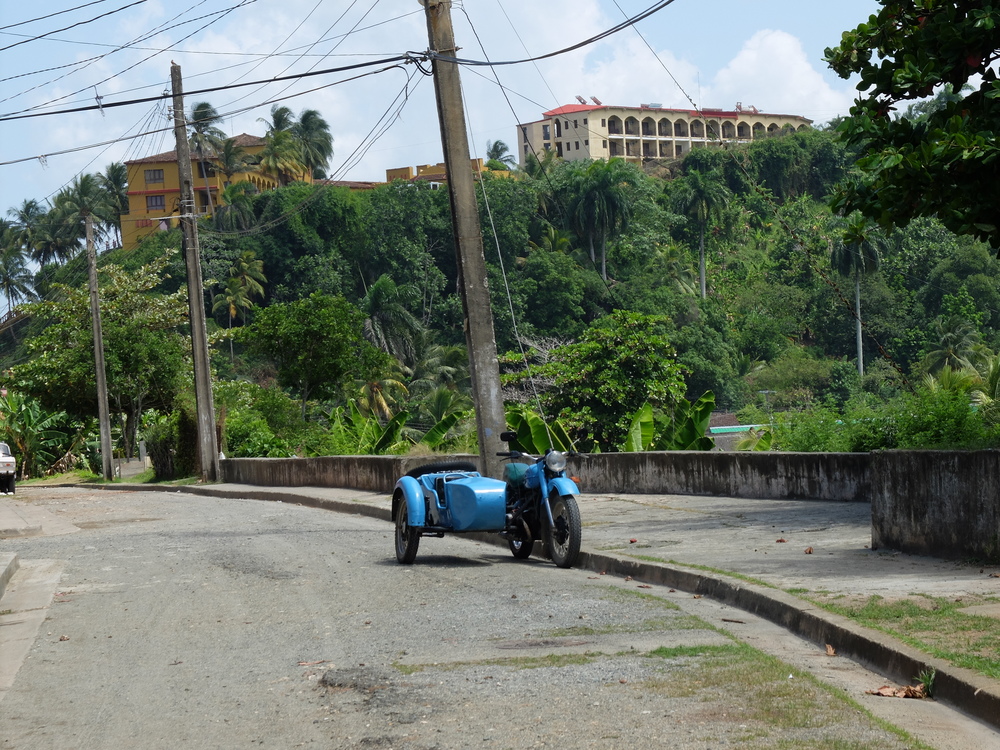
[0,442,15,494]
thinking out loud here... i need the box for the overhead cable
[0,0,149,53]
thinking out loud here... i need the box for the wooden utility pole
[85,215,114,481]
[171,63,219,482]
[421,0,506,478]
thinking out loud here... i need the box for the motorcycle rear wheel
[394,503,420,564]
[547,494,581,568]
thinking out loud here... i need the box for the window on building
[584,140,589,146]
[197,162,215,178]
[575,142,580,150]
[146,195,166,212]
[555,120,562,137]
[144,169,164,184]
[601,119,606,127]
[542,124,551,140]
[556,142,563,157]
[573,120,578,128]
[583,118,588,125]
[602,140,607,148]
[565,120,570,130]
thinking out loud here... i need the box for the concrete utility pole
[85,215,114,481]
[171,63,219,482]
[421,0,506,479]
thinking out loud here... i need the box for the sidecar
[392,461,507,564]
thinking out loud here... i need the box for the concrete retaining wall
[222,449,1000,560]
[870,450,1000,562]
[221,451,870,500]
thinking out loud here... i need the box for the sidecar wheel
[508,537,534,559]
[405,460,478,479]
[394,503,420,564]
[546,494,582,569]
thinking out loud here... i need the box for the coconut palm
[188,101,227,216]
[921,315,981,374]
[98,162,128,248]
[6,198,45,255]
[360,274,424,364]
[293,109,333,179]
[229,249,266,301]
[214,182,257,232]
[831,218,886,376]
[671,168,730,298]
[216,138,253,185]
[258,104,296,135]
[566,158,643,280]
[485,139,516,169]
[32,204,80,266]
[257,129,304,186]
[0,240,35,321]
[213,278,253,362]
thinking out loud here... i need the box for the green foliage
[0,392,67,478]
[504,406,576,453]
[620,392,716,451]
[825,2,1000,246]
[236,292,390,414]
[510,311,687,451]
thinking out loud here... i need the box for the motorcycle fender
[548,476,580,498]
[393,475,426,529]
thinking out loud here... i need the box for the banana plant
[619,392,716,452]
[504,406,575,454]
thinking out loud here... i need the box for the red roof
[126,133,266,165]
[544,104,601,117]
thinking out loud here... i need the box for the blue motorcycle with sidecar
[391,431,582,568]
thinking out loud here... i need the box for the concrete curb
[0,552,19,601]
[94,482,1000,731]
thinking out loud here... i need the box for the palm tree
[830,218,886,376]
[32,204,80,266]
[258,104,295,135]
[212,278,253,362]
[485,139,516,169]
[292,109,333,179]
[229,249,266,301]
[0,240,35,321]
[257,129,304,186]
[360,274,423,364]
[566,158,642,280]
[216,138,253,185]
[6,198,45,256]
[98,162,128,248]
[214,182,257,232]
[671,168,730,299]
[188,101,227,216]
[921,315,981,374]
[357,373,409,424]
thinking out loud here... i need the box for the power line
[0,0,149,53]
[0,0,113,31]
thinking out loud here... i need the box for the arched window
[608,116,623,135]
[658,118,672,137]
[752,122,766,139]
[641,117,656,136]
[690,120,705,138]
[737,122,751,139]
[722,122,736,139]
[674,120,689,137]
[624,117,640,136]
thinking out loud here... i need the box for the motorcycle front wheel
[394,503,420,564]
[546,494,582,568]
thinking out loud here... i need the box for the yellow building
[517,102,812,167]
[385,159,509,185]
[122,133,300,250]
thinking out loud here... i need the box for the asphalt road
[2,487,998,749]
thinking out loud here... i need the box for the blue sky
[0,0,881,215]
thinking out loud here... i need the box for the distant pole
[85,215,114,481]
[171,63,219,482]
[421,0,506,478]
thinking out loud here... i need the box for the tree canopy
[825,2,1000,247]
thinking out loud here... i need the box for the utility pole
[171,63,219,482]
[85,215,114,481]
[421,0,506,479]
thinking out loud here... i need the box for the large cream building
[517,101,812,167]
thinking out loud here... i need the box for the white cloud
[706,30,855,125]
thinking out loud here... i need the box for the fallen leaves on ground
[776,538,787,543]
[826,644,837,656]
[866,684,927,699]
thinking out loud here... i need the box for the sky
[0,0,882,214]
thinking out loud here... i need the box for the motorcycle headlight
[545,451,568,473]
